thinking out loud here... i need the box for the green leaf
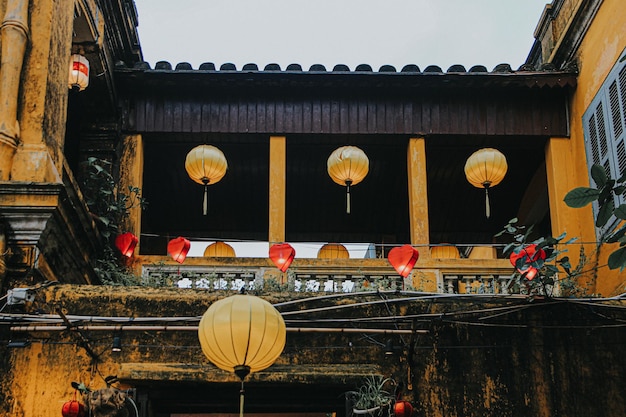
[591,164,608,188]
[564,187,600,208]
[596,198,615,227]
[614,204,626,220]
[607,224,626,243]
[607,246,626,270]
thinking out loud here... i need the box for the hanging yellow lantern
[185,145,228,215]
[327,146,369,214]
[431,244,460,259]
[464,148,507,219]
[203,241,236,257]
[317,243,349,259]
[198,294,286,417]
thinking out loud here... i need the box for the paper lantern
[431,244,460,259]
[394,400,413,417]
[168,236,191,263]
[388,245,419,278]
[68,54,89,91]
[317,243,349,259]
[185,145,228,215]
[509,244,546,281]
[204,241,236,257]
[114,232,138,257]
[269,243,295,272]
[198,295,286,417]
[327,146,369,214]
[464,148,507,218]
[62,391,85,417]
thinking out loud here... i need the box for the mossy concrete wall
[0,285,624,417]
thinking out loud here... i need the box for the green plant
[495,218,580,296]
[564,163,626,270]
[80,157,147,239]
[346,375,395,416]
[80,157,147,285]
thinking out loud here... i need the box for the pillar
[407,137,430,258]
[269,136,286,245]
[0,0,29,180]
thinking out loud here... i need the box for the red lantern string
[269,243,296,272]
[387,245,419,278]
[168,236,191,264]
[509,244,546,281]
[114,232,138,258]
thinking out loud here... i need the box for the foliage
[563,163,626,270]
[80,157,147,239]
[80,157,147,285]
[346,375,395,415]
[495,218,580,296]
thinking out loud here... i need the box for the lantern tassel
[239,380,245,417]
[485,188,491,219]
[203,185,208,216]
[346,180,352,214]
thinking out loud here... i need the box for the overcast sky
[133,0,550,72]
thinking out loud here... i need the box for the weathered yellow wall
[567,0,626,295]
[1,286,624,417]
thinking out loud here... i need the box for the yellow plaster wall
[567,0,626,295]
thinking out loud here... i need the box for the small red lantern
[114,232,138,257]
[509,244,546,281]
[62,391,85,417]
[387,245,419,278]
[168,236,191,263]
[269,243,295,272]
[394,400,413,417]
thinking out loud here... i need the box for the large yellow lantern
[327,146,369,214]
[464,148,507,218]
[185,145,227,215]
[198,294,286,417]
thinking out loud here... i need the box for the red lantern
[388,245,419,278]
[62,392,85,417]
[394,400,413,417]
[509,244,546,281]
[269,243,295,272]
[168,236,191,263]
[114,232,138,257]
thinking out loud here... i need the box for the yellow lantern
[327,146,369,214]
[198,295,286,417]
[203,241,236,257]
[431,244,460,259]
[317,243,349,259]
[185,145,227,215]
[464,148,507,218]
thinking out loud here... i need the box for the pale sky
[133,0,550,72]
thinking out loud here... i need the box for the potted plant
[346,375,396,417]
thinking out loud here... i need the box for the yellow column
[118,134,144,241]
[268,136,286,245]
[545,136,596,287]
[0,0,29,180]
[407,137,430,258]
